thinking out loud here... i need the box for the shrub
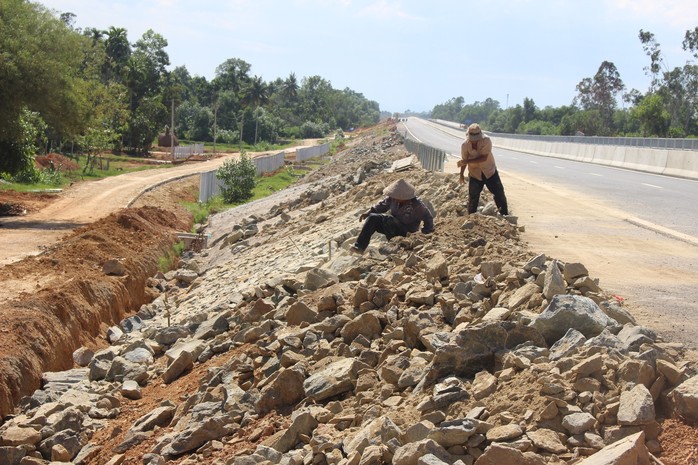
[216,154,256,203]
[300,121,329,138]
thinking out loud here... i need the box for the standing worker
[458,123,509,216]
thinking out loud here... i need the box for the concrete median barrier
[663,149,698,179]
[491,138,698,180]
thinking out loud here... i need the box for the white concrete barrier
[491,138,698,180]
[590,145,623,167]
[621,147,668,175]
[663,150,698,179]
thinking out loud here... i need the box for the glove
[359,213,368,222]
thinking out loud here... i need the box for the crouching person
[350,179,434,254]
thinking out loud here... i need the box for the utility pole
[170,99,175,161]
[213,102,218,156]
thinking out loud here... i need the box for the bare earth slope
[0,123,696,464]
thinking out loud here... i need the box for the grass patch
[184,196,228,226]
[158,240,185,272]
[0,182,63,192]
[1,152,170,192]
[250,167,298,201]
[180,139,300,154]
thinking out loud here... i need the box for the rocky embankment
[1,124,697,465]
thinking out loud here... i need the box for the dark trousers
[355,214,407,250]
[468,170,509,215]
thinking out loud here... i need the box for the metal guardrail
[487,132,698,151]
[403,138,446,172]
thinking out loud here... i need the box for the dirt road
[0,155,236,267]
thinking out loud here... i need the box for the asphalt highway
[401,117,698,242]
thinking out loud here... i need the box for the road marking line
[588,173,602,177]
[642,183,663,189]
[626,217,698,247]
[555,166,564,169]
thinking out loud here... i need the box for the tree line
[430,28,698,139]
[0,0,381,177]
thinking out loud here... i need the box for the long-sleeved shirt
[460,135,498,180]
[369,196,434,233]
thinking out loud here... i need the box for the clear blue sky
[39,0,698,114]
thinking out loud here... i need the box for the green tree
[217,154,256,203]
[282,73,299,101]
[431,97,464,122]
[0,0,88,174]
[247,75,269,145]
[575,61,625,134]
[104,26,131,84]
[631,93,670,136]
[122,30,170,152]
[639,28,698,136]
[522,98,538,123]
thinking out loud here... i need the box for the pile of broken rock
[1,126,697,465]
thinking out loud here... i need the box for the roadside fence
[253,151,285,175]
[198,151,287,203]
[403,138,446,172]
[174,143,205,160]
[296,143,330,162]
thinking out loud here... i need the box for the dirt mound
[0,206,192,418]
[0,190,60,217]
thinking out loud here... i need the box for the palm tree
[104,27,130,84]
[247,76,269,145]
[283,72,299,101]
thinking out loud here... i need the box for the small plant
[158,241,185,272]
[216,153,256,203]
[185,196,227,225]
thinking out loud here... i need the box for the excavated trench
[0,206,191,419]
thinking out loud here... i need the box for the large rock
[428,322,507,381]
[529,295,621,345]
[618,384,655,426]
[303,359,365,401]
[161,416,231,458]
[392,439,452,465]
[576,431,649,465]
[256,367,306,414]
[475,443,544,465]
[543,260,566,300]
[672,375,698,422]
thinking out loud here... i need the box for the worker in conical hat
[350,179,434,255]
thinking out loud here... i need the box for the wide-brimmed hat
[468,123,483,141]
[383,179,416,200]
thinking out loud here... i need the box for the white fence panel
[198,151,287,203]
[296,143,330,162]
[253,152,285,175]
[174,143,205,160]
